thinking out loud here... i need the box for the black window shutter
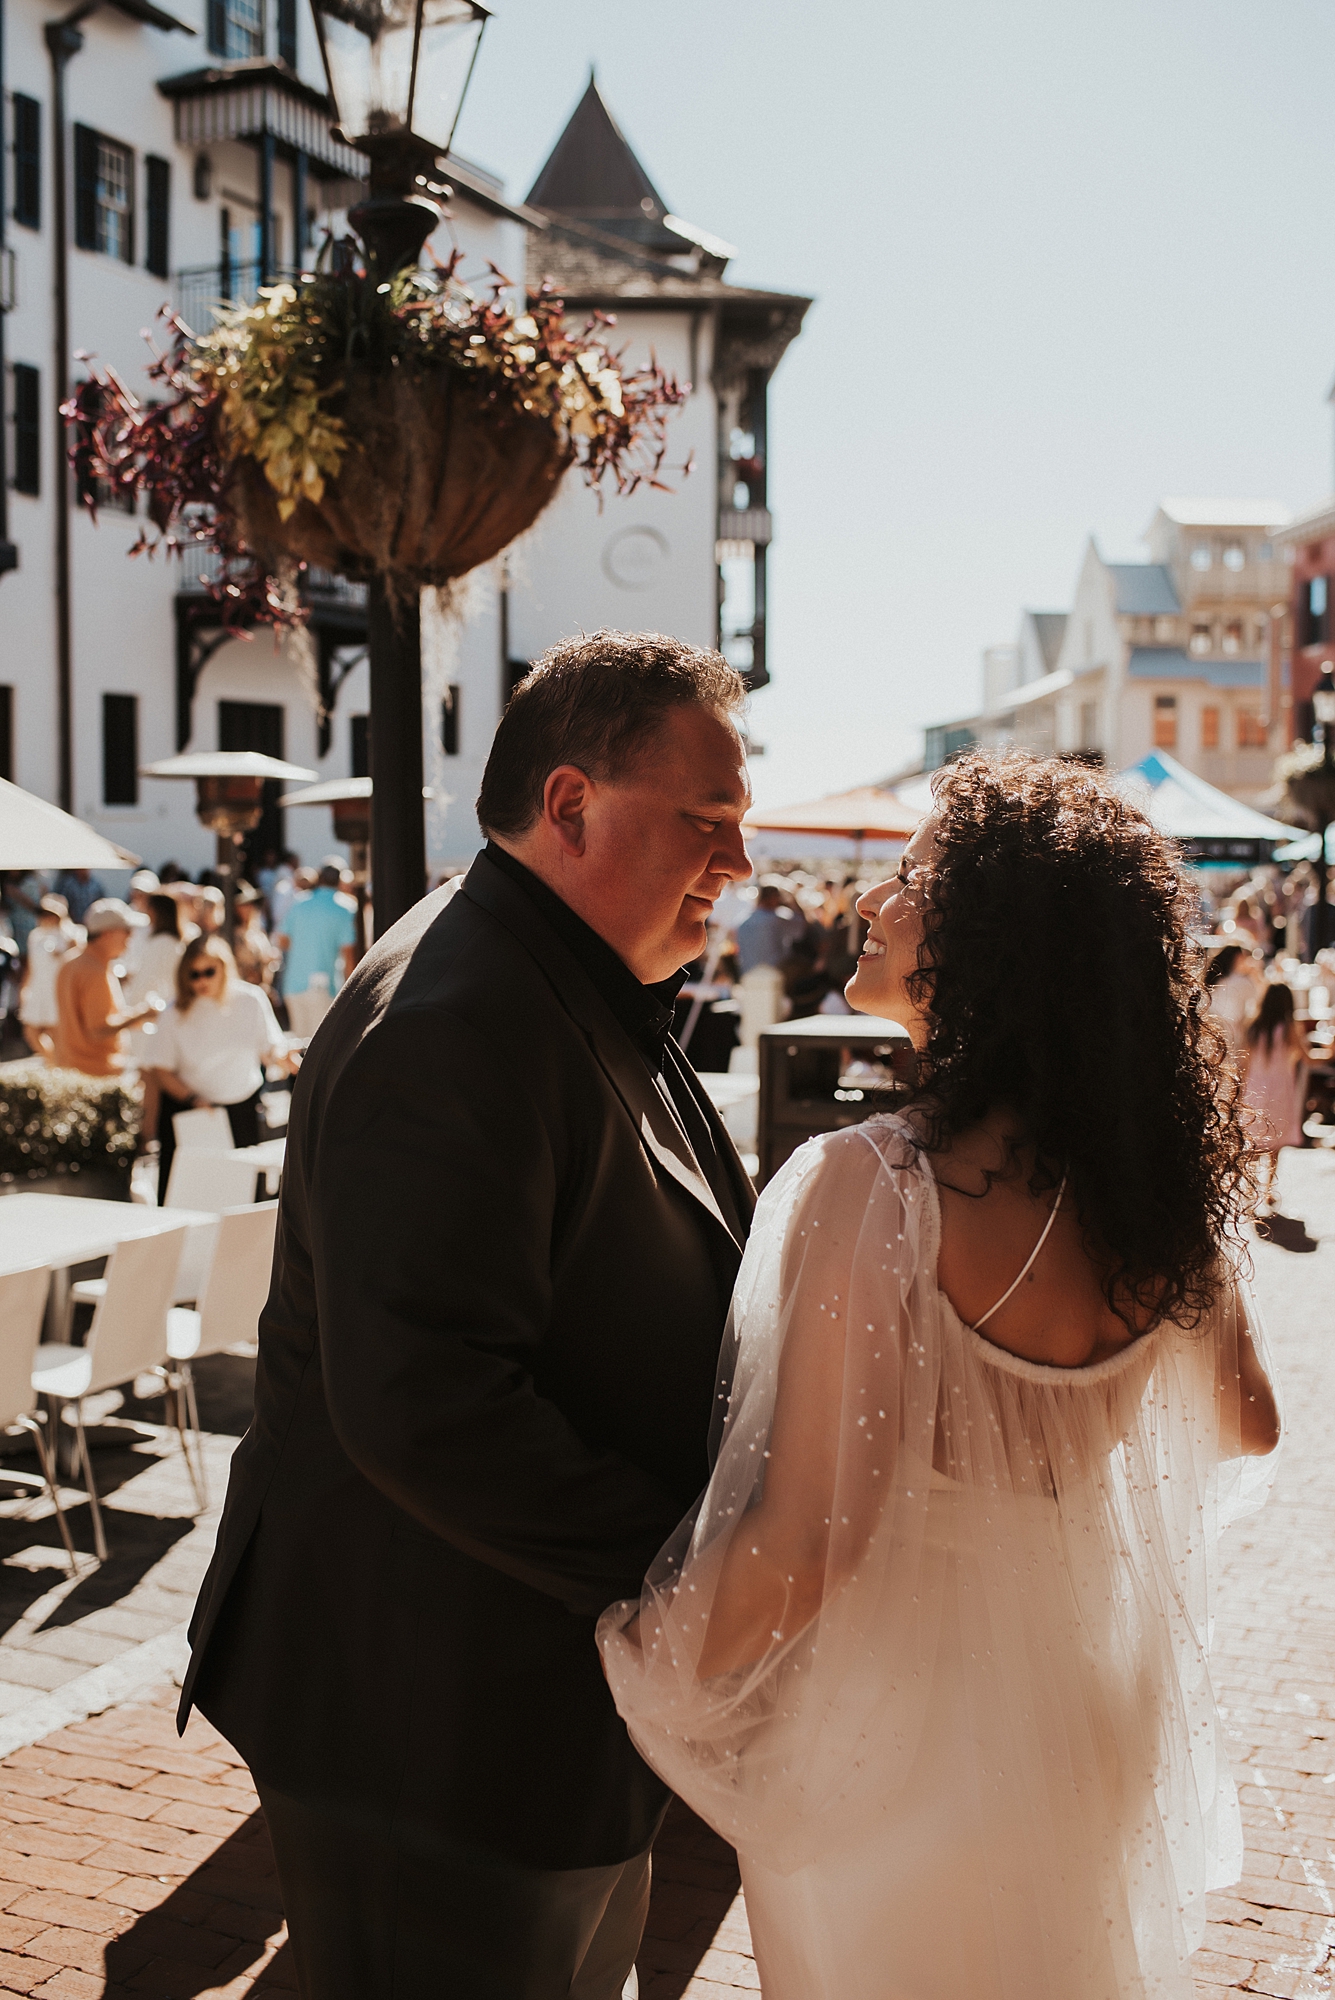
[207,0,227,56]
[350,714,369,777]
[73,125,98,251]
[0,687,12,784]
[13,365,40,496]
[146,156,170,277]
[13,96,41,230]
[278,0,297,67]
[102,694,139,805]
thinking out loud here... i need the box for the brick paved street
[0,1152,1326,1996]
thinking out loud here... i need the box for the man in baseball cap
[52,900,160,1076]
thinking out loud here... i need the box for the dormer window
[1222,621,1242,655]
[1190,624,1212,656]
[1190,543,1212,571]
[1222,542,1245,572]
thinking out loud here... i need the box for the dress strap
[973,1172,1069,1330]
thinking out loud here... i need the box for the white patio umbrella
[0,777,141,870]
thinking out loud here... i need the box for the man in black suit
[180,631,756,1999]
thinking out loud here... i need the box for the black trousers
[257,1780,651,2000]
[156,1088,261,1204]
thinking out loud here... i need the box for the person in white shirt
[149,935,294,1203]
[18,895,83,1055]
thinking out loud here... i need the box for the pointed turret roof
[526,74,682,254]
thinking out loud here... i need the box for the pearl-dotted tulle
[599,1115,1278,1999]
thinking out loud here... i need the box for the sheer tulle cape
[599,1117,1277,1997]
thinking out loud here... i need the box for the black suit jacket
[181,850,754,1868]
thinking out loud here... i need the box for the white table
[0,1193,216,1339]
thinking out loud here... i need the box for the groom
[179,631,756,1999]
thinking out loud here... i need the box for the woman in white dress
[601,751,1279,2000]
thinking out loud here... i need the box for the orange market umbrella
[744,786,922,844]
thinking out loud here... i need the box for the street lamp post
[309,0,488,935]
[1312,661,1335,954]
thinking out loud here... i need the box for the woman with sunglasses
[602,751,1280,2000]
[149,935,293,1203]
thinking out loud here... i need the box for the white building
[0,31,807,878]
[926,500,1291,804]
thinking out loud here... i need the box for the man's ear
[543,766,592,857]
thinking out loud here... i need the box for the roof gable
[526,75,682,254]
[1106,563,1180,616]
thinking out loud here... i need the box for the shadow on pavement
[1256,1211,1321,1253]
[636,1798,744,1999]
[104,1805,296,1993]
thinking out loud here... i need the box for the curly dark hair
[905,750,1249,1330]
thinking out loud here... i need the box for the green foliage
[0,1060,142,1187]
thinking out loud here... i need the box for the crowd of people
[0,853,362,1196]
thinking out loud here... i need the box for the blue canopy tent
[1117,751,1296,867]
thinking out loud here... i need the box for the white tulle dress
[599,1115,1277,2000]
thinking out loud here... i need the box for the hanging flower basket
[225,364,570,588]
[67,252,687,626]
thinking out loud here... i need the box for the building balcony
[716,507,772,560]
[176,539,367,611]
[172,261,301,331]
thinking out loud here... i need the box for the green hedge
[0,1059,142,1188]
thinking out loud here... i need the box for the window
[1222,621,1243,656]
[1189,623,1212,656]
[72,382,134,512]
[1154,694,1177,749]
[1190,543,1212,571]
[1154,616,1176,641]
[13,364,39,496]
[13,96,40,231]
[1237,708,1267,749]
[1259,541,1273,561]
[441,685,460,757]
[1222,542,1245,572]
[208,0,264,60]
[101,694,138,805]
[220,699,284,874]
[1254,614,1269,649]
[73,127,134,262]
[351,714,369,778]
[0,686,11,783]
[278,0,297,66]
[145,157,170,278]
[1201,705,1220,750]
[1304,575,1330,648]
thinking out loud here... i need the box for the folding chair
[0,1266,77,1577]
[165,1201,277,1504]
[32,1227,188,1561]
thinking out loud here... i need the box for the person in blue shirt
[279,860,360,1038]
[54,869,106,925]
[735,884,791,973]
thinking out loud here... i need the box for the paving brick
[0,1947,61,1994]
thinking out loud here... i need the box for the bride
[600,751,1279,2000]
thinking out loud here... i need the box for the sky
[453,0,1335,809]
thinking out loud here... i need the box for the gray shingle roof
[1127,648,1263,689]
[1107,564,1181,616]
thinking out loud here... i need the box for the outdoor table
[0,1193,215,1341]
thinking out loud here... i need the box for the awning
[0,780,142,871]
[1118,751,1294,847]
[159,61,365,178]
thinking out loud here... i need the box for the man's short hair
[476,630,745,841]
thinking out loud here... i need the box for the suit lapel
[460,853,744,1250]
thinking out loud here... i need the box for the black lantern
[312,0,489,275]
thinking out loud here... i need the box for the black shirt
[483,842,746,1244]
